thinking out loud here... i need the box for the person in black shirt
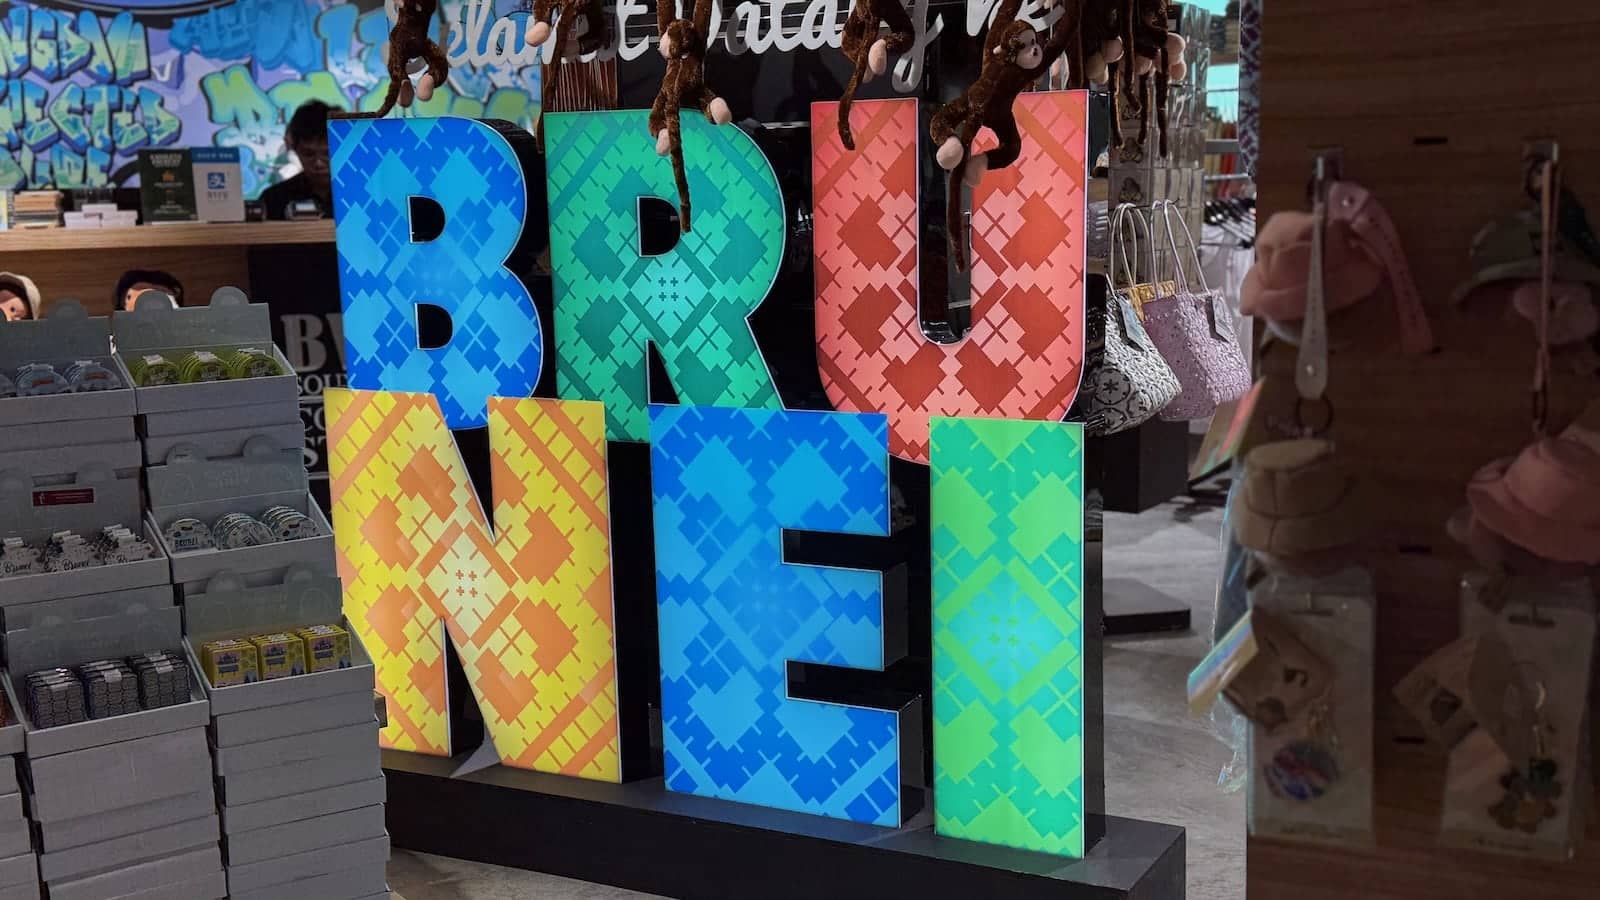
[260,101,339,220]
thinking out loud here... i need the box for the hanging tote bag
[1143,200,1252,421]
[1086,204,1183,436]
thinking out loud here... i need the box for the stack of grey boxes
[0,301,177,900]
[0,746,34,900]
[2,603,222,900]
[185,576,387,900]
[118,287,386,899]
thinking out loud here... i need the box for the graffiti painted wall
[0,0,541,195]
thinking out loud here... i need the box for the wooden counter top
[0,221,334,252]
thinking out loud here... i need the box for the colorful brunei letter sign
[650,405,911,826]
[931,416,1086,856]
[329,117,544,430]
[544,111,785,442]
[812,93,1089,463]
[327,389,620,781]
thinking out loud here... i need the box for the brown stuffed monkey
[650,0,733,233]
[369,0,450,118]
[836,0,918,150]
[929,0,1078,270]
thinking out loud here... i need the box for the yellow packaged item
[201,639,260,687]
[296,624,352,673]
[249,633,306,680]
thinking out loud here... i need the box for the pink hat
[1466,434,1600,566]
[1240,213,1385,321]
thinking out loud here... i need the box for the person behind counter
[115,270,184,311]
[260,100,340,221]
[0,272,41,321]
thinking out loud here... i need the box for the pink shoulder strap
[1329,182,1436,355]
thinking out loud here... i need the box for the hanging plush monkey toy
[1107,0,1186,156]
[836,0,917,150]
[929,0,1077,270]
[371,0,450,117]
[526,0,613,140]
[650,0,733,233]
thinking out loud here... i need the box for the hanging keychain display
[1234,152,1375,847]
[1431,147,1599,859]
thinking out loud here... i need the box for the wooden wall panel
[1252,2,1600,897]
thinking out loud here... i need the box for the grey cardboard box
[0,805,28,859]
[0,701,21,757]
[156,503,335,590]
[27,728,212,822]
[1,440,141,482]
[3,585,173,631]
[44,845,217,900]
[0,760,16,795]
[0,467,167,608]
[217,744,381,806]
[185,576,373,715]
[0,417,135,454]
[214,720,379,777]
[139,402,300,438]
[103,870,225,900]
[5,608,208,759]
[142,422,305,468]
[41,789,217,852]
[0,851,32,887]
[211,688,375,747]
[221,775,384,835]
[224,833,388,894]
[38,813,218,882]
[0,302,133,430]
[229,861,387,900]
[111,289,298,416]
[0,883,37,900]
[224,803,383,866]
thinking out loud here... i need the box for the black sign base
[385,750,1186,900]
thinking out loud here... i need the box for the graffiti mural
[0,0,542,193]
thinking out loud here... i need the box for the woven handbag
[1144,200,1252,421]
[1087,205,1182,435]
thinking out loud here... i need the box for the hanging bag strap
[1159,200,1233,340]
[1111,202,1137,294]
[1532,156,1559,436]
[1328,182,1436,355]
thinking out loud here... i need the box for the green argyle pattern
[543,111,785,442]
[930,416,1086,857]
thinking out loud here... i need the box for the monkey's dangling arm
[689,84,722,123]
[928,97,973,148]
[658,0,676,36]
[983,115,1023,170]
[880,0,918,54]
[533,0,553,27]
[693,0,714,39]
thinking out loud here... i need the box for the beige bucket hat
[1232,439,1367,572]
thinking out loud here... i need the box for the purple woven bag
[1143,201,1251,420]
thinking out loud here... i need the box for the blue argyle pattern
[330,117,543,429]
[649,404,903,826]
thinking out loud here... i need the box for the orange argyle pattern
[813,92,1089,463]
[327,389,620,781]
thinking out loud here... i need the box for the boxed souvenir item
[110,287,295,415]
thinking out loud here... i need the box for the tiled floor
[389,504,1244,899]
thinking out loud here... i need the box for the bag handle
[1532,155,1559,436]
[1111,203,1154,294]
[1156,200,1214,297]
[1110,203,1134,292]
